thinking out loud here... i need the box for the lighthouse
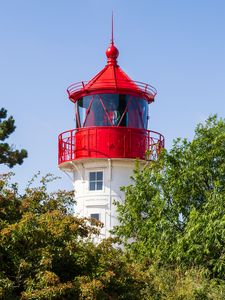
[58,26,164,239]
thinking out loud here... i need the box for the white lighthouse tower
[58,27,164,239]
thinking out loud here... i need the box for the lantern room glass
[76,94,148,129]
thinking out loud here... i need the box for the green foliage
[0,174,147,299]
[114,115,225,279]
[140,265,225,300]
[1,114,225,299]
[0,108,27,168]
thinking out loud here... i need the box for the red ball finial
[106,43,119,62]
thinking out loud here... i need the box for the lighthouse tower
[58,27,164,239]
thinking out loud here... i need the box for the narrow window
[90,213,100,221]
[89,171,103,191]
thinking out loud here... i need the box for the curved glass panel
[77,94,148,129]
[77,96,92,127]
[126,96,148,129]
[100,94,127,126]
[86,95,106,126]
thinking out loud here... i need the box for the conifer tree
[0,108,27,167]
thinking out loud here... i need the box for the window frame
[89,171,104,191]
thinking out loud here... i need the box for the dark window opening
[90,213,100,221]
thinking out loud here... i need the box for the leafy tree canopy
[1,115,225,299]
[1,175,224,300]
[0,174,148,300]
[0,108,27,168]
[115,115,225,279]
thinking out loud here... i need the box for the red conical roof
[67,41,156,103]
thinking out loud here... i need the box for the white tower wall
[67,159,142,239]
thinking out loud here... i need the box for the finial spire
[106,12,119,65]
[111,11,114,44]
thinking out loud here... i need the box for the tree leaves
[1,114,225,298]
[115,115,225,279]
[0,174,148,299]
[0,108,27,168]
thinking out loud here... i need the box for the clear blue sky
[1,1,225,191]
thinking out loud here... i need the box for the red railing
[67,80,157,100]
[58,127,164,165]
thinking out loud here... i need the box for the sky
[0,0,225,192]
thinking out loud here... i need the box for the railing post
[145,83,148,92]
[58,136,61,164]
[74,129,76,159]
[69,131,71,161]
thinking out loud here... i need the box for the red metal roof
[67,42,157,103]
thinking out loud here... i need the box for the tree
[0,173,148,300]
[0,108,27,167]
[114,115,225,278]
[2,115,225,299]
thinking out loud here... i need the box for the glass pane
[118,94,127,126]
[89,172,96,181]
[101,94,121,126]
[89,182,95,190]
[127,97,138,128]
[137,98,148,129]
[97,182,103,190]
[85,95,105,126]
[77,96,92,127]
[125,96,149,129]
[90,213,100,220]
[126,97,139,128]
[97,172,103,180]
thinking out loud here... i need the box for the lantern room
[76,94,148,129]
[58,38,164,168]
